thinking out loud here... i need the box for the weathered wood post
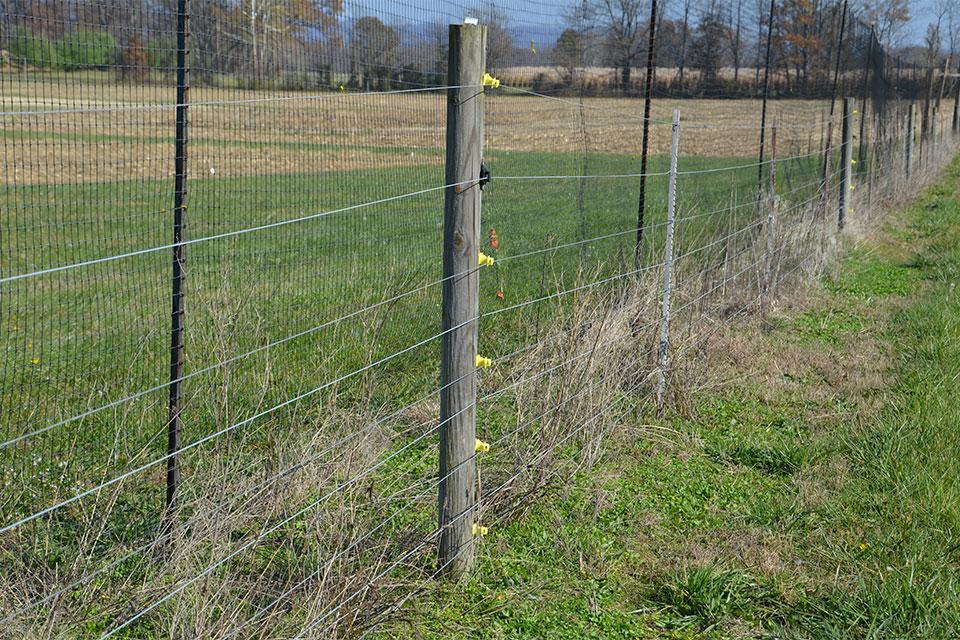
[931,107,938,160]
[762,120,777,317]
[905,103,914,179]
[839,97,853,230]
[438,22,485,577]
[868,112,878,210]
[655,110,680,416]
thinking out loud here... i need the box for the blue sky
[906,0,942,43]
[385,0,945,49]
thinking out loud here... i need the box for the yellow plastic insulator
[482,72,501,89]
[854,109,859,114]
[478,251,495,267]
[472,523,489,537]
[850,184,856,190]
[475,438,491,453]
[851,159,858,165]
[476,354,492,368]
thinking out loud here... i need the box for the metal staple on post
[438,22,485,578]
[166,0,190,516]
[655,110,681,416]
[839,97,853,230]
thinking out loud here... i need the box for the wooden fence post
[655,110,680,416]
[438,22,485,578]
[905,103,914,179]
[839,97,853,230]
[762,120,777,317]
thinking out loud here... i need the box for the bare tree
[727,0,744,81]
[590,0,648,90]
[856,0,910,48]
[224,0,342,80]
[676,0,691,87]
[921,7,945,141]
[934,0,956,113]
[468,4,515,71]
[691,7,730,92]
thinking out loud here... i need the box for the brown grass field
[6,73,948,186]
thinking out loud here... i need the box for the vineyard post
[839,97,853,230]
[166,0,190,518]
[438,22,485,578]
[655,110,681,416]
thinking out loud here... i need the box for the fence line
[2,0,959,636]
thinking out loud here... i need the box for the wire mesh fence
[1,0,959,637]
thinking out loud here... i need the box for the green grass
[0,137,832,635]
[373,155,960,638]
[0,147,824,490]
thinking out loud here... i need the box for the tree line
[0,0,953,100]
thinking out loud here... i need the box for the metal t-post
[166,0,190,517]
[655,110,681,415]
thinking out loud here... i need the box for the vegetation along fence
[1,0,958,637]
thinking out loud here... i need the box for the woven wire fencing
[1,0,958,637]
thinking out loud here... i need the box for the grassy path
[382,156,960,639]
